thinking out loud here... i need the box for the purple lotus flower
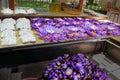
[89,25,98,30]
[114,30,120,35]
[80,33,88,39]
[62,21,71,26]
[107,26,115,30]
[79,28,86,33]
[62,63,67,69]
[87,31,102,38]
[38,25,66,42]
[64,17,74,22]
[74,21,81,26]
[97,30,107,36]
[63,26,86,40]
[45,22,55,25]
[53,18,65,23]
[90,20,100,25]
[43,18,52,22]
[57,56,62,60]
[66,26,80,32]
[31,22,43,29]
[44,25,57,34]
[74,17,82,21]
[67,32,83,40]
[81,22,96,30]
[65,68,73,76]
[99,24,108,30]
[38,25,58,41]
[54,24,61,28]
[30,17,120,42]
[43,53,110,80]
[108,30,120,35]
[73,75,78,80]
[77,53,84,58]
[76,62,83,68]
[30,17,40,22]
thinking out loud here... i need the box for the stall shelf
[0,16,119,51]
[0,9,120,80]
[0,37,120,80]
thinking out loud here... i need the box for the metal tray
[0,16,118,51]
[0,38,120,80]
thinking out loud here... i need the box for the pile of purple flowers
[41,53,110,80]
[30,17,120,42]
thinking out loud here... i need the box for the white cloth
[19,29,36,43]
[1,8,14,15]
[1,30,16,45]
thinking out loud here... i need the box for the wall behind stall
[107,11,120,24]
[106,0,120,23]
